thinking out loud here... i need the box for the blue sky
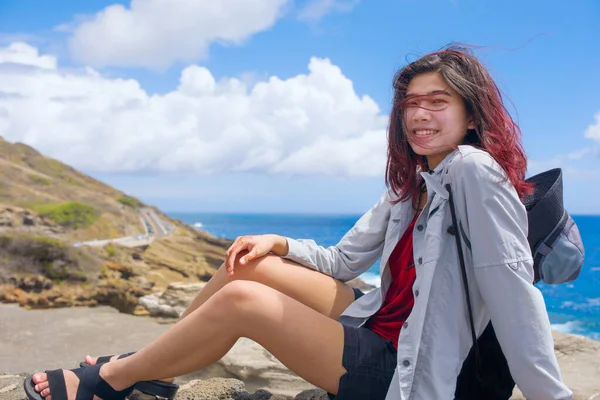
[0,0,599,214]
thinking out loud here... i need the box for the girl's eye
[432,99,445,104]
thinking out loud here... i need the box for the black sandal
[79,352,179,399]
[24,364,134,400]
[79,352,136,367]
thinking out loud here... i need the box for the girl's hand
[225,234,284,277]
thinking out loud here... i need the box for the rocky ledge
[0,376,327,400]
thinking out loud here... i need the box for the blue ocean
[168,212,600,342]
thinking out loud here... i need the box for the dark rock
[14,275,53,292]
[233,389,286,399]
[294,389,329,400]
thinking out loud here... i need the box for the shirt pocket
[422,198,448,263]
[385,205,405,240]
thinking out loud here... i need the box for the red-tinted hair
[386,45,533,208]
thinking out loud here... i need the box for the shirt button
[403,322,409,329]
[415,289,420,297]
[416,225,424,231]
[418,257,423,265]
[403,360,411,367]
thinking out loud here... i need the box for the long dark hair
[386,45,533,206]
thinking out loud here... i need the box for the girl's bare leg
[86,254,355,366]
[182,253,356,320]
[34,280,348,397]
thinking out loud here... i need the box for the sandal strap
[75,365,134,400]
[46,369,67,400]
[81,352,136,369]
[98,351,136,364]
[96,355,113,364]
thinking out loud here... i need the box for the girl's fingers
[226,238,243,271]
[227,239,252,276]
[240,250,256,265]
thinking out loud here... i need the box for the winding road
[74,208,173,248]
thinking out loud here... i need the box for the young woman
[26,46,572,400]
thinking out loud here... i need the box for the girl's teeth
[415,130,437,136]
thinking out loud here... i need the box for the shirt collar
[418,148,459,200]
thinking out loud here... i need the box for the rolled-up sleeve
[283,190,392,282]
[451,152,573,400]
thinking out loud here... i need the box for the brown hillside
[0,137,231,314]
[0,137,143,241]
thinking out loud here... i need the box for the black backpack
[449,168,585,399]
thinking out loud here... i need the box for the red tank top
[365,215,417,349]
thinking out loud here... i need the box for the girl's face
[403,72,475,169]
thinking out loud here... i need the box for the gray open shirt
[284,145,572,400]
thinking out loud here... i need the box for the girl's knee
[216,280,268,308]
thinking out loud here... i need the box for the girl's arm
[451,152,573,400]
[283,190,392,282]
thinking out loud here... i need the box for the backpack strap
[445,183,481,379]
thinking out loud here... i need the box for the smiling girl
[26,46,571,400]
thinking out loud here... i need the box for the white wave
[560,298,600,311]
[551,320,582,335]
[193,222,204,228]
[358,272,381,288]
[551,320,600,342]
[586,298,600,307]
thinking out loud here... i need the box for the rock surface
[0,376,297,400]
[0,206,65,237]
[220,338,315,398]
[0,304,316,398]
[139,282,207,318]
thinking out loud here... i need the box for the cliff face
[0,137,231,313]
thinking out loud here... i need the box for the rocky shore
[1,299,599,400]
[2,332,600,400]
[1,376,326,400]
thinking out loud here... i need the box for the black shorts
[328,289,397,400]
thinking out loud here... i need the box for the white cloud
[527,111,600,180]
[0,43,388,178]
[298,0,361,22]
[527,145,600,182]
[527,159,600,181]
[0,42,57,69]
[67,0,290,69]
[584,111,600,142]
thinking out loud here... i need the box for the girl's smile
[403,72,475,169]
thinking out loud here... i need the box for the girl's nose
[412,107,430,122]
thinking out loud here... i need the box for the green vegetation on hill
[33,202,100,229]
[104,245,116,257]
[0,234,101,282]
[28,174,51,186]
[0,138,145,240]
[117,195,139,208]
